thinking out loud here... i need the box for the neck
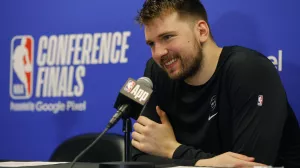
[184,40,223,86]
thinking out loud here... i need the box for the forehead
[144,12,189,40]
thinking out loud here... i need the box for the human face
[144,12,203,80]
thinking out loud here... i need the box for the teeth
[165,58,177,66]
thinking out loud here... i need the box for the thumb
[156,106,170,125]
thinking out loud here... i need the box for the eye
[162,35,173,41]
[147,42,154,47]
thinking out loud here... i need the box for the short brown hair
[135,0,209,26]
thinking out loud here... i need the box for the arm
[132,145,215,166]
[132,96,215,165]
[131,115,215,166]
[227,52,288,165]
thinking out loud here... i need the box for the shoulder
[143,57,165,79]
[223,46,279,78]
[144,58,157,77]
[225,46,274,69]
[143,58,172,90]
[221,46,284,92]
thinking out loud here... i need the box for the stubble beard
[165,44,203,81]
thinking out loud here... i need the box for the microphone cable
[69,127,109,168]
[69,104,129,168]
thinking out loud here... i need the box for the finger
[131,139,141,150]
[131,131,144,142]
[137,116,154,126]
[156,106,170,125]
[133,122,145,134]
[224,157,266,168]
[227,152,254,161]
[237,159,267,167]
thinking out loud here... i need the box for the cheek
[167,43,184,55]
[174,39,194,52]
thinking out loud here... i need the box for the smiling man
[131,0,300,167]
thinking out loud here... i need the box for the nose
[152,44,168,60]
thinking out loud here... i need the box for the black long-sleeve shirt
[131,46,300,167]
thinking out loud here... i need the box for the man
[131,0,300,167]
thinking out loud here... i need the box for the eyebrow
[146,31,177,45]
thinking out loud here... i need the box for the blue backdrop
[0,0,299,161]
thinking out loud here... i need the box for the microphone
[107,77,153,129]
[69,77,155,168]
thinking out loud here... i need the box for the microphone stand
[123,117,132,162]
[98,112,154,168]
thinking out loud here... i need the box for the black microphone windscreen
[113,77,153,119]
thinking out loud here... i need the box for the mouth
[163,58,178,69]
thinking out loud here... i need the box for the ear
[194,20,210,43]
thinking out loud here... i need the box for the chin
[167,71,184,80]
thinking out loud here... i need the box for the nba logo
[124,80,136,93]
[257,95,263,106]
[10,35,34,99]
